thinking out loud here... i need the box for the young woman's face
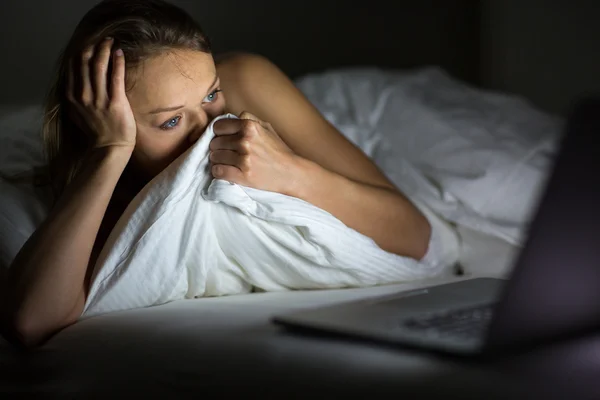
[125,49,226,179]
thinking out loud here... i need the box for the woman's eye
[203,89,222,103]
[160,116,181,130]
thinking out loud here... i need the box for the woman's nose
[187,110,210,144]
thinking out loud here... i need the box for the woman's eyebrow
[147,104,185,115]
[146,74,219,115]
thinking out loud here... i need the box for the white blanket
[82,114,460,318]
[295,67,562,245]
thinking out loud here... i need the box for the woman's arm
[287,156,431,259]
[0,147,131,348]
[217,54,431,259]
[0,38,137,348]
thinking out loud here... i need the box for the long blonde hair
[43,0,211,201]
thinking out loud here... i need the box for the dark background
[0,0,599,115]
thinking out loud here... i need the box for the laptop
[272,97,600,357]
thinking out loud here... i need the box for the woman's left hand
[209,111,299,195]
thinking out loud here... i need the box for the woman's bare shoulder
[214,52,288,115]
[214,51,264,68]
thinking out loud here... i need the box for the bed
[0,0,569,397]
[0,65,559,397]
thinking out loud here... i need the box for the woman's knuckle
[241,119,253,129]
[242,122,258,137]
[240,138,251,152]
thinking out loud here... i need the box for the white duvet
[295,67,562,244]
[0,67,561,319]
[82,114,460,318]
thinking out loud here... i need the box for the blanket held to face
[82,114,459,318]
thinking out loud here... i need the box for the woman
[1,0,430,347]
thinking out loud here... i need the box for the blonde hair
[42,0,211,200]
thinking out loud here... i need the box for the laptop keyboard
[402,304,495,340]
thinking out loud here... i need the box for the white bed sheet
[0,228,518,396]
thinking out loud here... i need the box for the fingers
[110,48,126,102]
[213,116,262,138]
[211,164,244,182]
[209,135,251,154]
[239,110,273,131]
[238,111,260,122]
[66,59,87,133]
[210,149,247,171]
[80,45,95,106]
[92,37,114,105]
[211,111,269,154]
[210,147,247,184]
[212,118,243,136]
[69,39,123,108]
[213,111,262,136]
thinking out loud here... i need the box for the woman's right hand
[67,37,137,150]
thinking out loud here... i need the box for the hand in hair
[66,37,137,150]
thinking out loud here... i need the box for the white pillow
[0,105,51,269]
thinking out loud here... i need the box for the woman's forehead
[126,49,216,108]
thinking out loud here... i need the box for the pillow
[0,180,51,269]
[0,105,51,269]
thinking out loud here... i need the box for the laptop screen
[486,97,600,352]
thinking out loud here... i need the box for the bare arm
[287,156,430,259]
[1,147,131,347]
[0,38,136,347]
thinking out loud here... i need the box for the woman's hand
[66,37,137,150]
[209,112,298,195]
